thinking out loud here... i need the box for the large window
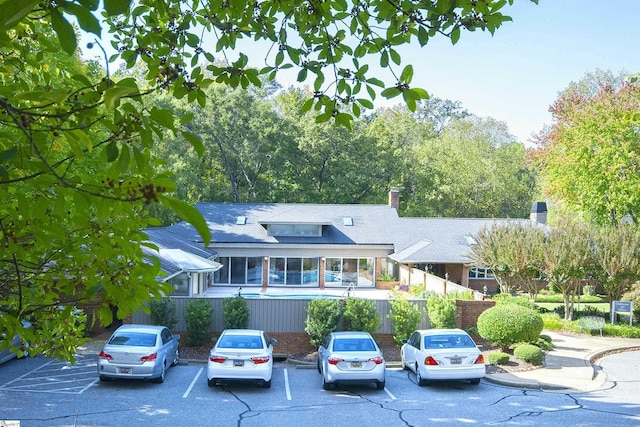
[214,257,263,285]
[268,257,319,286]
[468,267,495,279]
[267,224,322,236]
[324,257,374,287]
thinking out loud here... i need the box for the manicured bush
[477,304,544,352]
[305,299,344,347]
[531,337,553,351]
[344,297,379,334]
[492,293,535,309]
[514,344,544,365]
[149,297,177,330]
[184,299,214,346]
[222,296,249,329]
[388,297,422,347]
[487,352,510,365]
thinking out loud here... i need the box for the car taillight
[474,354,485,364]
[209,355,227,363]
[140,353,157,362]
[251,356,270,364]
[368,356,384,365]
[328,357,343,365]
[99,351,113,360]
[424,356,438,366]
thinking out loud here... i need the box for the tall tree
[0,0,532,360]
[407,116,536,217]
[535,70,640,226]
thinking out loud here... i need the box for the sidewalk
[484,330,640,392]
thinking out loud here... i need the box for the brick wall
[455,299,495,330]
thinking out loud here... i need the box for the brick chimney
[389,187,400,211]
[530,201,547,224]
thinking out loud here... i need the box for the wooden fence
[131,297,431,334]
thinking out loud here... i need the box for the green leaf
[104,0,132,16]
[50,9,77,54]
[0,0,38,31]
[104,85,139,110]
[451,26,461,44]
[381,87,401,99]
[181,131,204,157]
[399,65,414,84]
[62,2,101,36]
[159,196,211,246]
[149,107,175,130]
[105,141,119,162]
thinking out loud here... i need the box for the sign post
[611,301,633,326]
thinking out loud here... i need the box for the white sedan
[401,329,485,386]
[207,329,277,388]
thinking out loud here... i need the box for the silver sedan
[317,331,386,390]
[97,324,180,383]
[401,328,485,386]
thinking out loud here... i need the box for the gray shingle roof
[144,202,536,264]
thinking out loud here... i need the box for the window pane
[169,273,189,296]
[341,258,358,286]
[230,257,245,284]
[247,257,263,285]
[269,258,285,284]
[358,258,374,286]
[302,258,319,284]
[269,224,293,235]
[294,224,320,236]
[325,257,341,284]
[286,258,302,285]
[214,257,230,284]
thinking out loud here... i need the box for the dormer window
[267,224,322,237]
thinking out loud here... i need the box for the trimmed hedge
[477,304,543,351]
[514,344,544,365]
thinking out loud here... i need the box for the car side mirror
[401,339,408,344]
[270,338,277,346]
[173,334,181,341]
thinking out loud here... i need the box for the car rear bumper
[420,365,485,381]
[98,360,162,379]
[207,363,272,382]
[324,364,386,384]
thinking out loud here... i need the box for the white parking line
[0,359,98,394]
[183,367,203,398]
[384,387,396,400]
[284,368,292,401]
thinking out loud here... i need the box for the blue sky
[81,1,640,146]
[392,0,640,145]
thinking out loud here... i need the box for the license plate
[450,357,462,365]
[233,360,244,367]
[351,361,362,368]
[117,368,131,374]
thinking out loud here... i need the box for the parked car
[207,329,277,388]
[401,329,485,386]
[0,320,32,365]
[98,324,180,383]
[317,331,386,390]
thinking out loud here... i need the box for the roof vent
[236,216,247,225]
[343,217,354,226]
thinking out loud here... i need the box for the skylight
[343,217,354,226]
[236,216,247,225]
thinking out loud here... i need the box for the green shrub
[531,336,553,351]
[535,293,604,304]
[344,298,379,334]
[426,294,456,329]
[487,352,510,365]
[305,299,344,347]
[149,297,177,330]
[222,296,249,329]
[514,344,544,365]
[492,293,535,309]
[387,298,422,347]
[577,305,606,318]
[622,283,640,322]
[377,273,395,281]
[184,299,214,346]
[477,304,544,352]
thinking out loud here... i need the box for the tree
[591,224,640,309]
[406,116,536,218]
[539,217,592,321]
[469,221,543,295]
[535,70,640,225]
[1,0,530,361]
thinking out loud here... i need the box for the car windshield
[109,332,157,347]
[332,338,376,352]
[424,334,475,349]
[217,335,264,349]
